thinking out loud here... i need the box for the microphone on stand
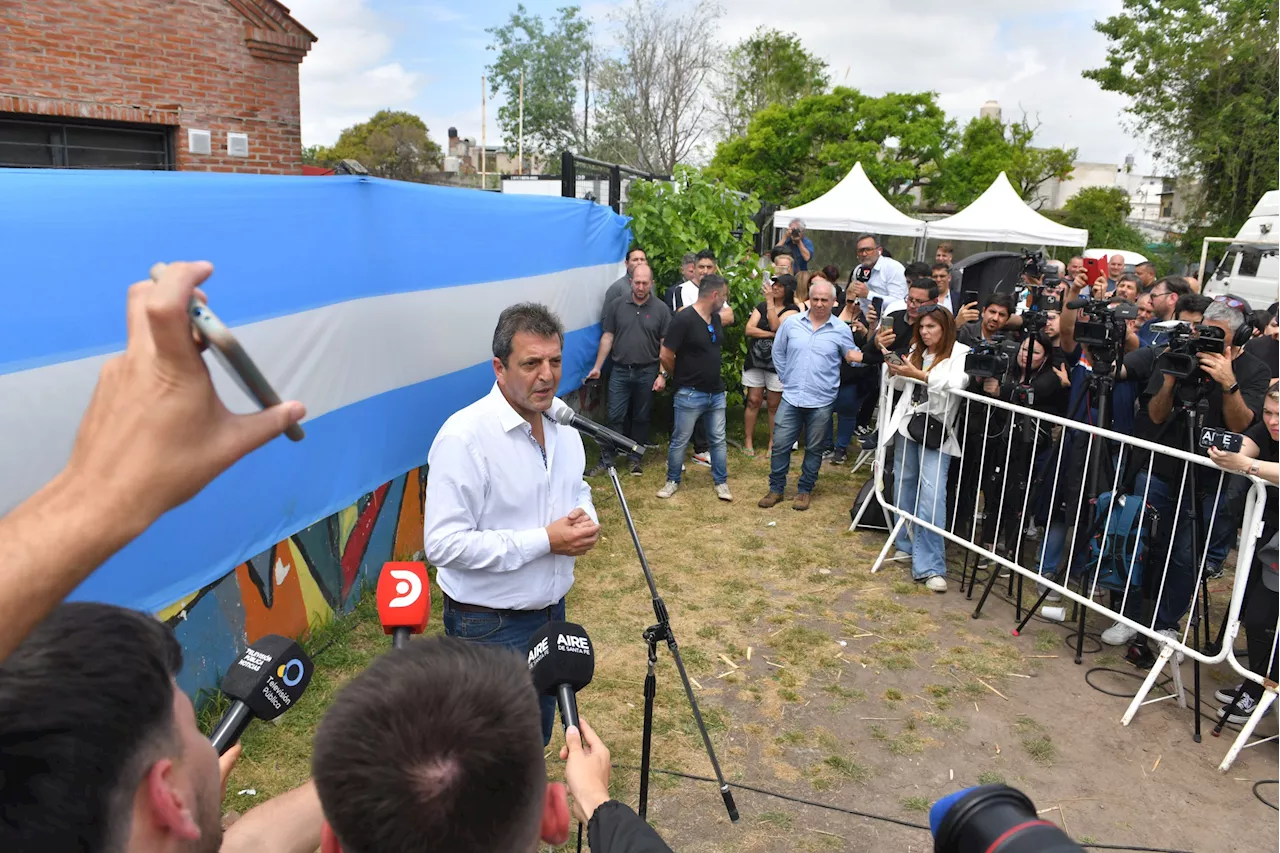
[376,562,431,649]
[553,407,644,457]
[527,621,595,731]
[209,635,313,755]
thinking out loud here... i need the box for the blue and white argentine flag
[0,170,629,614]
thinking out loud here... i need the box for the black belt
[618,361,659,368]
[442,592,556,617]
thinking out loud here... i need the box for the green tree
[312,111,442,181]
[486,4,592,165]
[925,115,1076,208]
[1060,187,1148,251]
[1084,0,1278,240]
[707,87,953,209]
[625,167,760,396]
[712,27,830,137]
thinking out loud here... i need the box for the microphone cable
[617,763,1198,853]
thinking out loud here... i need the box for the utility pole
[480,74,487,189]
[517,68,525,175]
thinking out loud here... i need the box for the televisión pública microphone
[209,634,313,755]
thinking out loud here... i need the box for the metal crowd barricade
[863,373,1272,765]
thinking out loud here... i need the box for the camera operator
[958,292,1015,347]
[965,333,1070,553]
[1206,381,1279,723]
[775,218,814,271]
[1105,297,1272,647]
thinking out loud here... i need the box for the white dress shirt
[424,384,597,609]
[864,255,908,306]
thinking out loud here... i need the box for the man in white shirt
[666,252,700,311]
[847,233,908,310]
[424,303,600,744]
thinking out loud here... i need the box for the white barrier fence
[859,373,1275,771]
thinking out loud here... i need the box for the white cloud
[288,0,426,145]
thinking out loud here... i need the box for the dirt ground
[567,449,1277,853]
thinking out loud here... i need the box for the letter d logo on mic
[377,562,431,640]
[387,569,423,608]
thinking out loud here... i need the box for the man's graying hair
[681,252,697,267]
[1203,299,1247,340]
[492,303,564,365]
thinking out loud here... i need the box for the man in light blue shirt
[759,279,863,510]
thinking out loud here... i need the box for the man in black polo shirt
[587,264,670,475]
[658,274,732,501]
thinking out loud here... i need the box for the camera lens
[931,785,1084,853]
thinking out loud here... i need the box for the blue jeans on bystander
[666,388,728,485]
[893,433,952,580]
[769,399,834,495]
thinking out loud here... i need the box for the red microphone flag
[376,562,431,636]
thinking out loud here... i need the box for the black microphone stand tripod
[595,439,740,824]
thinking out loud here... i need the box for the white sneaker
[1215,683,1245,704]
[1156,627,1185,663]
[925,576,948,593]
[691,451,711,467]
[1101,620,1137,646]
[715,483,733,502]
[888,550,913,562]
[656,481,679,499]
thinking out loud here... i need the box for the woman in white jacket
[882,305,971,592]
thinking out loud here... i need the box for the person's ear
[539,782,571,845]
[321,821,344,853]
[493,356,505,382]
[143,759,202,841]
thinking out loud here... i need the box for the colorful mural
[160,467,427,701]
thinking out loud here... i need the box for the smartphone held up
[150,263,305,442]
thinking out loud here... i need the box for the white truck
[1201,190,1279,309]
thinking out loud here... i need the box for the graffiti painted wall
[161,468,426,700]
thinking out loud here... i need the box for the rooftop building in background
[979,100,1002,122]
[0,0,315,174]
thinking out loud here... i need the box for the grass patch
[1034,630,1060,652]
[1015,715,1045,734]
[888,730,932,756]
[823,683,866,701]
[758,811,794,829]
[922,712,967,732]
[696,624,724,641]
[883,687,905,702]
[772,625,831,661]
[777,730,807,745]
[901,796,931,812]
[1022,736,1057,765]
[823,755,872,782]
[977,771,1006,786]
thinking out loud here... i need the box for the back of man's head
[903,261,931,282]
[1158,276,1193,298]
[313,637,547,853]
[0,603,184,852]
[1175,293,1212,320]
[699,273,727,299]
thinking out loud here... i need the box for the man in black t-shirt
[1103,299,1272,648]
[657,274,732,501]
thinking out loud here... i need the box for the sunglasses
[707,322,717,343]
[917,304,946,316]
[1214,294,1248,310]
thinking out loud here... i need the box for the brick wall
[0,0,314,174]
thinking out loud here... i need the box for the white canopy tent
[925,172,1088,247]
[772,162,927,237]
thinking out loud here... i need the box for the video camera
[964,334,1017,379]
[1154,320,1226,379]
[1022,249,1061,288]
[1070,297,1138,351]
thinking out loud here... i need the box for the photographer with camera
[962,332,1070,555]
[958,292,1015,348]
[774,218,814,271]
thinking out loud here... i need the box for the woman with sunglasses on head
[881,305,971,592]
[742,274,801,456]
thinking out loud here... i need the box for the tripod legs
[637,631,658,819]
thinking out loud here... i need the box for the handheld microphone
[553,407,644,458]
[527,620,595,731]
[376,561,431,649]
[210,635,313,755]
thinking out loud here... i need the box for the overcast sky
[286,0,1155,173]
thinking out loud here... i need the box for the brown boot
[758,491,784,508]
[792,492,811,511]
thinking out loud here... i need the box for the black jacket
[589,801,676,853]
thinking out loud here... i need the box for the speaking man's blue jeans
[769,399,833,495]
[443,597,566,745]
